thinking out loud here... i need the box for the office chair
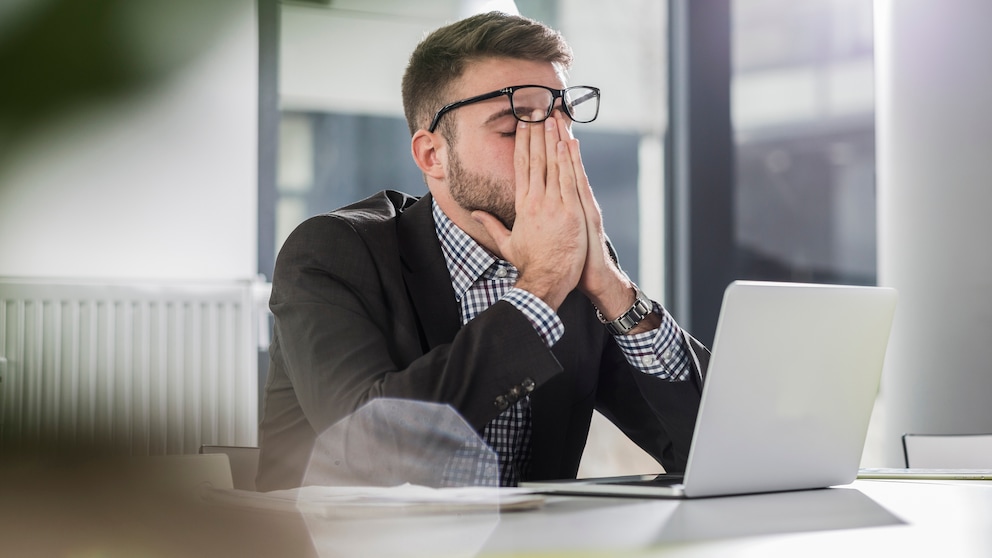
[200,445,261,491]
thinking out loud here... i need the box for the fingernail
[519,120,527,129]
[545,119,555,131]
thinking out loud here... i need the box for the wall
[874,0,992,465]
[0,0,258,282]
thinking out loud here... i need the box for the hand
[552,118,641,321]
[472,114,587,310]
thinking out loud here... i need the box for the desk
[296,479,992,557]
[4,465,992,557]
[480,480,992,556]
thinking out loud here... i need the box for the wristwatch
[596,287,653,336]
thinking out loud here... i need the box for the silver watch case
[597,288,652,335]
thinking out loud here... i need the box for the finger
[544,116,562,198]
[558,118,585,188]
[528,110,548,195]
[472,210,512,252]
[564,135,605,241]
[565,136,594,206]
[554,117,579,201]
[514,119,531,205]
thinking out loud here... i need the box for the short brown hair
[401,11,573,138]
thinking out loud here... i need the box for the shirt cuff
[501,287,564,348]
[612,302,693,381]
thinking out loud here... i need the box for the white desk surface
[6,467,992,557]
[296,479,992,557]
[490,480,992,556]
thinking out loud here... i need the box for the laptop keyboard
[612,473,685,487]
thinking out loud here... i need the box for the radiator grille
[0,279,260,456]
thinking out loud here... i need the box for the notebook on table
[857,468,992,481]
[522,280,898,499]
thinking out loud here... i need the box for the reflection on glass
[298,399,504,557]
[304,398,499,488]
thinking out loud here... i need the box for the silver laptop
[523,281,898,498]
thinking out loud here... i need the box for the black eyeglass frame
[427,84,601,133]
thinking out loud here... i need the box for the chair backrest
[200,445,260,491]
[902,433,992,468]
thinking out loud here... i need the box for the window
[265,1,669,299]
[732,0,876,285]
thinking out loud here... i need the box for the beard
[447,147,516,229]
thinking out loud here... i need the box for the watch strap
[596,287,652,335]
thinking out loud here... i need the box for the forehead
[451,57,566,99]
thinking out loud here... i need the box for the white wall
[0,1,258,281]
[874,0,992,466]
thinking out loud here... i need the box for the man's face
[442,57,568,229]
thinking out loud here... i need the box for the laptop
[522,280,898,498]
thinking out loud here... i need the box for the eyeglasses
[427,85,601,133]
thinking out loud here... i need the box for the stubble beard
[447,147,516,230]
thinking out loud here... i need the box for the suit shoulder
[288,190,419,241]
[275,190,422,277]
[331,190,420,225]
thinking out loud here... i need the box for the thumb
[471,210,511,247]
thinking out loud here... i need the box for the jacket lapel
[397,194,462,349]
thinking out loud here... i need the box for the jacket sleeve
[593,330,709,473]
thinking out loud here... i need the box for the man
[256,11,709,491]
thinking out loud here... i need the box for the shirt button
[495,266,508,278]
[662,349,673,362]
[640,355,656,366]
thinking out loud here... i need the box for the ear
[411,129,446,180]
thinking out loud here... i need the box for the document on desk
[200,483,545,517]
[858,468,992,480]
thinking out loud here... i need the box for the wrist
[515,276,571,311]
[596,286,654,336]
[585,267,637,318]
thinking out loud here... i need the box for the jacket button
[522,378,536,392]
[495,395,508,411]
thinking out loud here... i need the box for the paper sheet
[200,483,545,518]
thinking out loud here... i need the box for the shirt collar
[432,199,502,301]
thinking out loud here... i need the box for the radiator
[0,279,264,456]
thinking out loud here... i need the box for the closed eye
[488,112,519,137]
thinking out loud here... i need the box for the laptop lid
[680,280,896,497]
[523,281,897,499]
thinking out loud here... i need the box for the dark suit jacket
[256,190,709,491]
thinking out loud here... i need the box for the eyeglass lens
[511,87,598,123]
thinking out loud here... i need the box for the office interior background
[0,0,989,472]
